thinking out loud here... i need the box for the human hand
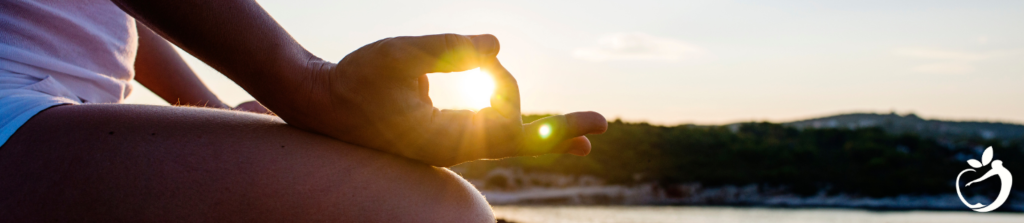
[283,34,607,166]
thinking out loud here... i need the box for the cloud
[573,33,702,61]
[911,62,974,74]
[893,48,988,61]
[893,48,1020,74]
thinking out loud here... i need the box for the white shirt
[0,0,137,103]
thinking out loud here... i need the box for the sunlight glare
[426,68,496,111]
[459,68,496,110]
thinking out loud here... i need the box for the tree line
[454,115,1024,197]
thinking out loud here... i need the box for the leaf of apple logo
[967,159,982,168]
[981,146,993,166]
[967,147,994,168]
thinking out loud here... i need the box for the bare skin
[0,104,493,222]
[0,0,608,221]
[134,23,270,114]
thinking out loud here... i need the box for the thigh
[0,104,493,222]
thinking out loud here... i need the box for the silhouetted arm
[113,0,322,118]
[134,23,229,109]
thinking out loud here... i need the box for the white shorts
[0,71,80,146]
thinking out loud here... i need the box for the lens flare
[539,124,552,139]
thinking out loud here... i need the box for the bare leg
[0,104,493,222]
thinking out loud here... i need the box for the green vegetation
[454,115,1024,197]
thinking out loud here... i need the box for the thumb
[517,112,608,156]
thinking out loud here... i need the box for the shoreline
[491,205,1024,223]
[479,183,1024,212]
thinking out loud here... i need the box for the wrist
[253,53,336,125]
[303,56,337,84]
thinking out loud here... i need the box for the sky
[124,0,1024,125]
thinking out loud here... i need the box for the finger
[470,34,500,58]
[565,111,609,135]
[482,59,520,119]
[517,112,607,156]
[557,136,592,156]
[378,33,500,75]
[520,136,593,157]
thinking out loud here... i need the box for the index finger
[375,34,499,76]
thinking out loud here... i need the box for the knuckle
[373,37,405,57]
[361,36,410,71]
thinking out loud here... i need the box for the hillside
[783,112,1024,140]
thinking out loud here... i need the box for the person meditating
[0,0,607,221]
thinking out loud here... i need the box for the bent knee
[342,154,495,222]
[246,144,495,222]
[428,167,495,222]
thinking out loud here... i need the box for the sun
[459,68,496,110]
[426,68,496,111]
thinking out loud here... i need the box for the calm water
[493,205,1024,223]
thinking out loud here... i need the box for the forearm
[113,0,328,115]
[134,23,229,109]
